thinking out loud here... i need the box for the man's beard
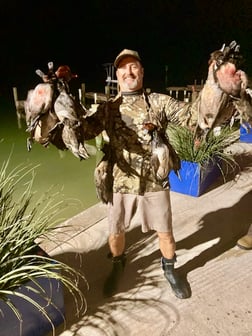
[123,78,139,90]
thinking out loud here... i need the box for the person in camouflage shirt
[82,44,252,299]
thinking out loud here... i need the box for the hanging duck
[24,62,89,159]
[54,83,89,160]
[143,122,181,182]
[25,62,61,150]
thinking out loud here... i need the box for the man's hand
[208,41,247,97]
[215,62,247,97]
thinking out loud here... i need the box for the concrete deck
[43,142,252,336]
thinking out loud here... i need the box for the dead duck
[25,83,54,133]
[25,62,63,151]
[94,159,112,203]
[94,143,114,204]
[198,41,247,131]
[54,85,89,160]
[25,62,57,134]
[143,122,181,181]
[26,110,66,151]
[25,62,88,158]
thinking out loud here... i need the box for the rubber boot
[161,255,190,299]
[103,253,126,297]
[237,234,252,250]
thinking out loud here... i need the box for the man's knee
[157,231,175,244]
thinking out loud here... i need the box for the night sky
[0,0,252,103]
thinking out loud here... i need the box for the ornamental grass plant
[167,124,240,168]
[166,124,242,185]
[0,156,86,334]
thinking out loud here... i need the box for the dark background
[0,0,252,103]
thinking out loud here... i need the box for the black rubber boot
[103,253,126,297]
[161,255,190,299]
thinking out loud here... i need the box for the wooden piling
[12,87,25,129]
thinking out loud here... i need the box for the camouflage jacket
[83,91,201,196]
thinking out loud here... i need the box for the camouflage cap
[114,49,141,68]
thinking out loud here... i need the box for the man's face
[116,56,144,92]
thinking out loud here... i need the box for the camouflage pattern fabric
[83,91,200,199]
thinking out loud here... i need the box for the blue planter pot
[240,123,252,143]
[0,250,65,336]
[169,159,221,197]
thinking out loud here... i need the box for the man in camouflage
[82,43,252,299]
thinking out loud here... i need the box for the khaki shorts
[108,190,172,234]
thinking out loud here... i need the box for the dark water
[0,99,100,222]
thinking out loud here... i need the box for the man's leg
[158,232,190,299]
[103,193,136,297]
[103,232,126,297]
[109,232,125,256]
[158,231,176,259]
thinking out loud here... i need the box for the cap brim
[114,54,141,68]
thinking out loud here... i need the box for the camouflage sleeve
[154,93,199,129]
[166,97,199,129]
[161,73,233,131]
[163,65,252,131]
